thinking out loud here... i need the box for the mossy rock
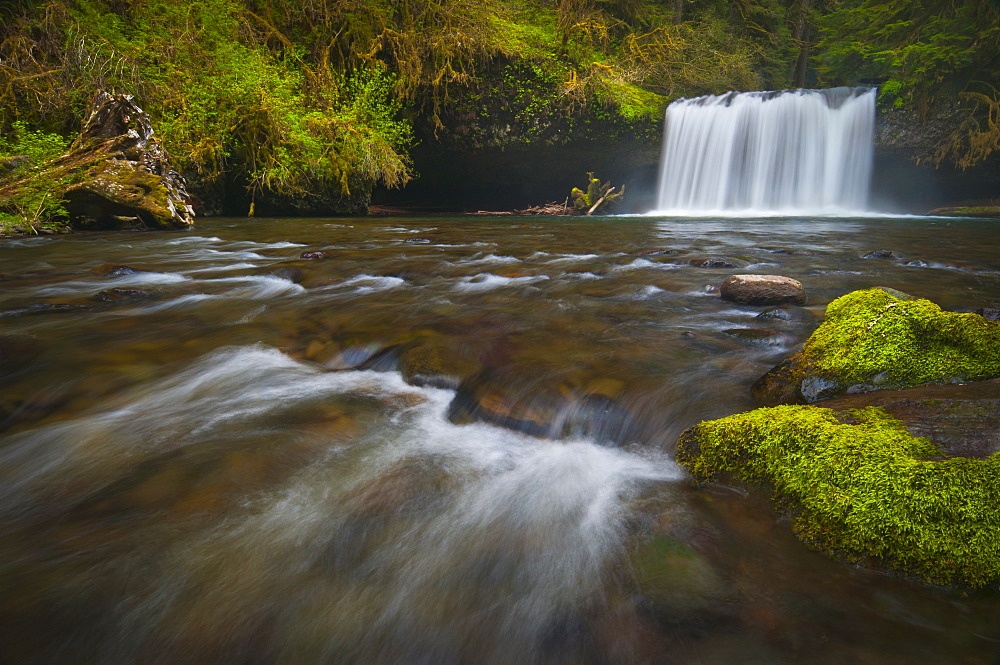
[64,161,182,230]
[676,405,1000,587]
[752,288,1000,405]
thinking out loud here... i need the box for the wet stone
[448,378,559,438]
[314,341,392,370]
[96,263,142,276]
[688,256,748,269]
[722,328,796,347]
[974,307,1000,322]
[299,250,329,260]
[720,274,806,306]
[400,340,480,390]
[862,249,897,259]
[820,378,1000,459]
[93,288,150,302]
[755,306,814,323]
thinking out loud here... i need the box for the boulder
[675,404,1000,588]
[752,288,1000,405]
[719,274,806,306]
[60,92,194,230]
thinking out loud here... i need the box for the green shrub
[0,122,71,234]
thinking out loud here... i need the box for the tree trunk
[670,0,683,25]
[792,0,814,88]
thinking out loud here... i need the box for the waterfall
[655,87,876,214]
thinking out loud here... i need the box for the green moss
[806,288,1000,388]
[676,405,1000,587]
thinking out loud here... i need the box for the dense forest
[0,0,998,230]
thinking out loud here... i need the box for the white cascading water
[655,87,876,215]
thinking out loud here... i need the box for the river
[2,214,999,664]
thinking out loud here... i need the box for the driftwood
[469,201,573,216]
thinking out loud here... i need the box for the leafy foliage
[817,0,1000,167]
[0,121,71,234]
[0,0,996,221]
[677,404,1000,588]
[0,0,413,208]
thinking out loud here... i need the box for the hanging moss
[753,288,1000,404]
[676,404,1000,588]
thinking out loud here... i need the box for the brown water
[1,214,1000,664]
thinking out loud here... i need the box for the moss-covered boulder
[752,288,1000,405]
[676,405,1000,587]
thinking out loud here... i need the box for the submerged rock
[720,274,806,306]
[688,256,748,269]
[676,405,1000,588]
[400,339,480,390]
[752,288,1000,405]
[722,328,796,347]
[96,263,142,276]
[271,267,306,284]
[862,249,897,259]
[447,373,637,444]
[92,288,150,303]
[755,306,816,324]
[62,92,194,230]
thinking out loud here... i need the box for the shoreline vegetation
[0,0,998,234]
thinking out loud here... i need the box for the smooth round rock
[719,275,806,306]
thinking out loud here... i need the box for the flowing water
[2,214,1000,665]
[656,88,876,214]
